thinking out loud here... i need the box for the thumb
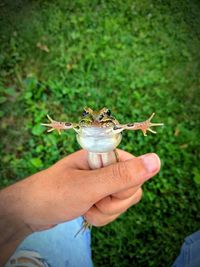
[87,153,161,200]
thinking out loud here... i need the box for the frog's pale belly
[76,127,122,153]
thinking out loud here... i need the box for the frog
[42,107,163,152]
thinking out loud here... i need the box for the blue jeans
[6,218,200,267]
[172,230,200,267]
[6,217,93,267]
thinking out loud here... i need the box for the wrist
[0,184,33,265]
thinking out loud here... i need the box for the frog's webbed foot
[140,113,164,136]
[118,113,164,136]
[41,114,74,135]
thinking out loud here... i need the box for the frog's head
[79,107,116,127]
[77,107,121,152]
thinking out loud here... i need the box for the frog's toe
[47,114,54,122]
[148,112,155,121]
[148,128,157,134]
[150,122,164,127]
[47,128,55,132]
[41,123,52,127]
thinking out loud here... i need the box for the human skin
[0,149,161,265]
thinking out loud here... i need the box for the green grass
[1,0,200,266]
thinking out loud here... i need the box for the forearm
[0,185,32,266]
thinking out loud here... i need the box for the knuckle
[95,197,114,216]
[100,206,113,216]
[112,161,133,186]
[84,206,119,227]
[88,215,105,227]
[84,208,107,227]
[84,210,92,222]
[122,190,134,199]
[94,214,119,227]
[84,210,99,226]
[113,186,139,199]
[96,203,108,215]
[95,201,104,212]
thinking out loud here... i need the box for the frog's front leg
[114,113,164,136]
[41,114,76,134]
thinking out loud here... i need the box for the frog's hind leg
[74,219,92,238]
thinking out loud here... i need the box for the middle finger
[112,185,141,199]
[95,188,143,216]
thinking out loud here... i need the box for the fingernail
[140,153,161,173]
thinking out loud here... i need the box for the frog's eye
[106,109,111,116]
[82,110,89,116]
[99,114,104,120]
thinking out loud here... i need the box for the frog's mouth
[79,120,115,129]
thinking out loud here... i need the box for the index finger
[59,149,135,170]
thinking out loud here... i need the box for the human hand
[1,149,160,233]
[0,149,161,264]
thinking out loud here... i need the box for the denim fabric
[6,217,93,267]
[172,230,200,267]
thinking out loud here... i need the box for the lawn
[0,0,200,266]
